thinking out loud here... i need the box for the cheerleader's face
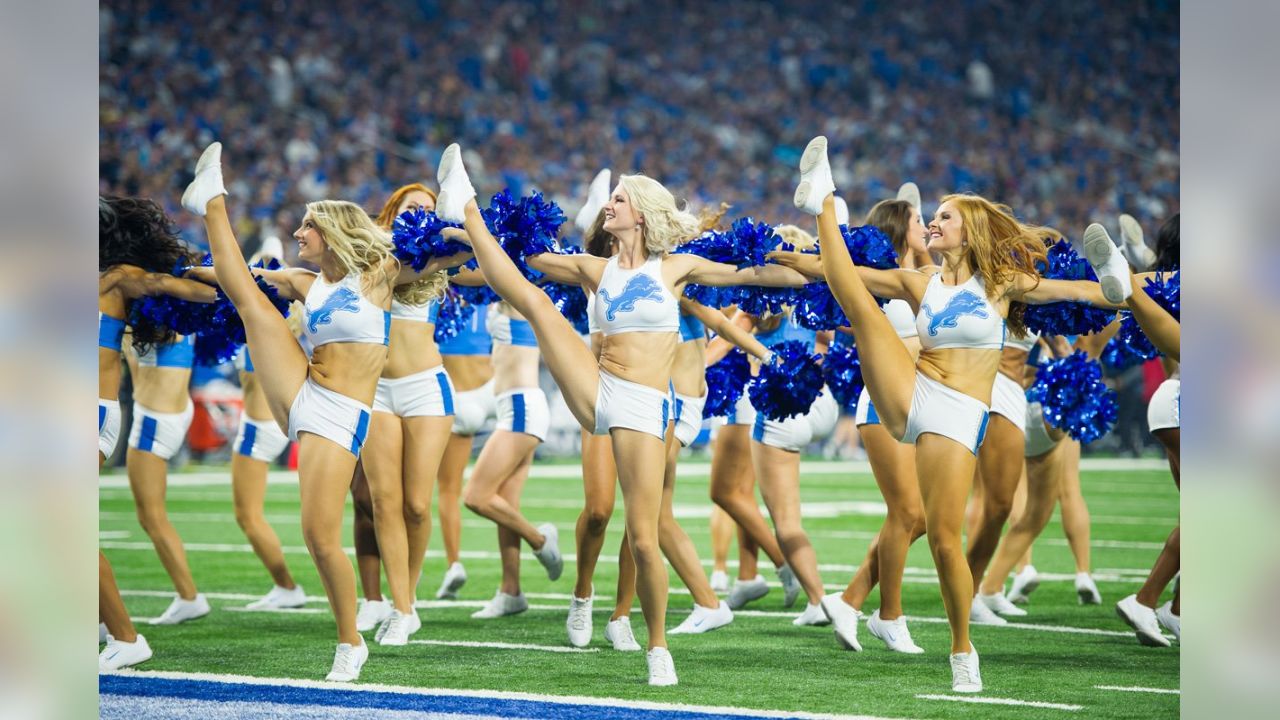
[907,209,928,254]
[927,201,964,253]
[294,214,327,262]
[396,190,435,216]
[603,185,641,235]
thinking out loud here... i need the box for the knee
[927,532,963,562]
[582,507,611,537]
[302,525,341,562]
[982,495,1015,526]
[403,496,432,525]
[889,506,926,537]
[134,504,168,533]
[628,537,661,567]
[710,485,740,510]
[233,503,258,531]
[462,489,489,515]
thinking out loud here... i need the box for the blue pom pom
[822,341,863,413]
[737,286,798,317]
[481,190,566,280]
[432,290,474,344]
[702,349,753,419]
[392,208,467,272]
[1023,239,1116,336]
[748,340,825,420]
[543,281,590,335]
[1107,271,1180,363]
[1027,351,1118,443]
[455,283,501,306]
[673,218,774,269]
[841,224,899,269]
[793,282,849,330]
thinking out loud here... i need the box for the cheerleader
[789,135,1121,692]
[433,143,808,685]
[99,195,218,671]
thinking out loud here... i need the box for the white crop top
[915,273,1005,351]
[884,299,918,339]
[1005,328,1040,353]
[390,297,439,323]
[590,255,679,336]
[303,272,390,348]
[586,291,600,335]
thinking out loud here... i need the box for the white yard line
[915,694,1082,710]
[1094,685,1180,695]
[408,639,599,653]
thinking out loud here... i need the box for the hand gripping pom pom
[392,208,467,272]
[1027,350,1119,444]
[1023,239,1116,336]
[702,348,753,419]
[482,190,566,281]
[822,341,863,413]
[1107,271,1180,365]
[747,340,825,421]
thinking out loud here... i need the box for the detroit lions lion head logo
[307,286,362,335]
[921,290,989,336]
[598,274,665,321]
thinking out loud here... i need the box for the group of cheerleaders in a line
[98,135,1180,693]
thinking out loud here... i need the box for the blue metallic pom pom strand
[1107,270,1181,365]
[542,281,590,335]
[793,282,849,331]
[702,348,753,419]
[748,340,825,421]
[455,284,501,306]
[432,289,474,344]
[481,190,567,280]
[672,218,774,269]
[1023,239,1116,336]
[841,224,899,269]
[822,341,863,413]
[391,208,467,273]
[1027,350,1118,444]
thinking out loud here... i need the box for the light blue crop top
[390,297,439,323]
[303,273,390,348]
[439,302,493,356]
[99,312,126,351]
[590,256,679,336]
[915,274,1005,351]
[137,334,195,369]
[679,312,706,343]
[755,313,817,350]
[488,305,538,347]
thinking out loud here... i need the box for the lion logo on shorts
[307,287,363,335]
[599,274,665,321]
[921,290,989,336]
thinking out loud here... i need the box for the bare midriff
[442,354,493,392]
[916,347,1002,405]
[308,343,388,406]
[382,319,443,379]
[598,332,677,393]
[132,366,193,413]
[671,338,708,397]
[998,346,1029,384]
[492,344,541,394]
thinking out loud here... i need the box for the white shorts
[99,399,121,458]
[497,387,550,442]
[1024,401,1059,458]
[234,414,291,462]
[593,370,670,441]
[990,372,1028,435]
[288,377,372,457]
[724,391,757,427]
[674,391,707,447]
[854,386,879,426]
[373,365,456,418]
[452,379,498,436]
[752,386,838,452]
[128,400,195,460]
[1148,378,1180,432]
[902,372,991,455]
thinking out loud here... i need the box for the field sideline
[100,458,1180,719]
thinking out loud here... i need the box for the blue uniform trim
[865,399,880,425]
[437,372,455,415]
[137,416,159,453]
[661,398,670,431]
[244,349,255,373]
[382,312,392,346]
[428,299,440,325]
[510,319,538,347]
[99,404,106,431]
[679,313,706,343]
[675,397,685,424]
[99,314,126,351]
[511,393,527,434]
[439,303,493,356]
[153,336,195,368]
[350,410,371,456]
[751,412,766,443]
[973,411,991,454]
[237,422,258,457]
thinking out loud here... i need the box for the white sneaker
[436,562,468,600]
[897,181,922,212]
[150,594,211,625]
[968,595,1008,626]
[378,609,422,646]
[979,592,1028,618]
[604,615,642,651]
[471,591,529,619]
[566,593,593,647]
[99,633,152,672]
[867,610,925,654]
[356,599,394,633]
[180,142,227,216]
[1119,214,1156,270]
[247,584,306,610]
[793,136,836,216]
[1076,573,1102,604]
[534,523,563,581]
[709,570,729,593]
[670,601,733,635]
[1155,601,1180,641]
[1007,565,1040,604]
[574,168,612,233]
[726,575,770,610]
[99,623,109,644]
[435,143,476,223]
[950,643,982,693]
[793,603,829,626]
[646,646,678,686]
[325,641,369,682]
[777,564,801,609]
[1116,594,1171,647]
[819,593,862,651]
[833,196,851,226]
[1082,223,1132,303]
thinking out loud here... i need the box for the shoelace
[333,646,357,674]
[569,605,589,631]
[951,654,975,685]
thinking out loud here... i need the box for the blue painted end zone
[100,675,790,720]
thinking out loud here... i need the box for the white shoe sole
[1082,224,1129,304]
[1115,603,1170,647]
[181,142,224,215]
[793,136,832,215]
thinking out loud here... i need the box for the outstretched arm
[113,267,219,303]
[768,250,926,302]
[672,254,809,289]
[683,299,771,361]
[527,253,608,288]
[704,309,759,366]
[1013,274,1126,309]
[186,265,316,302]
[392,251,474,285]
[1125,272,1180,362]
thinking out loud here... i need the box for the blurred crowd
[99,0,1178,262]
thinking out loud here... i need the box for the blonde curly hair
[617,174,701,256]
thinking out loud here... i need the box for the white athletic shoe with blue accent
[574,169,612,233]
[646,647,678,686]
[566,593,593,647]
[604,616,642,652]
[777,564,801,609]
[471,591,529,619]
[897,181,922,212]
[247,584,306,610]
[1155,601,1180,641]
[1076,573,1102,605]
[1007,564,1040,604]
[968,595,1008,626]
[99,633,152,673]
[356,599,394,633]
[709,570,729,594]
[670,601,733,635]
[726,575,770,610]
[534,523,563,581]
[979,591,1028,618]
[867,610,925,654]
[1082,223,1132,303]
[819,593,862,651]
[436,562,468,600]
[150,594,210,625]
[325,641,369,682]
[793,603,830,626]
